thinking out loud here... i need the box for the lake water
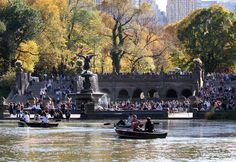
[0,120,236,162]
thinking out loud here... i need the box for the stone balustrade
[98,72,193,81]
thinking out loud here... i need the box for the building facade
[167,0,201,23]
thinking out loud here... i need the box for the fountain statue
[78,54,96,93]
[69,53,105,118]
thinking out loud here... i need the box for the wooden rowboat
[18,121,59,128]
[115,128,167,139]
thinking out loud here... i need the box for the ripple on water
[0,120,236,161]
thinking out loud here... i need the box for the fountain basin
[69,92,104,113]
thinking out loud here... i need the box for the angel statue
[78,53,96,71]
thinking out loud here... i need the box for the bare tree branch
[16,49,39,56]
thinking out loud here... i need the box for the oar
[103,122,111,125]
[154,122,160,125]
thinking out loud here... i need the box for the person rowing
[144,117,154,132]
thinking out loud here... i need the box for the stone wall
[98,72,201,101]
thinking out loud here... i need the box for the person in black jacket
[145,117,154,132]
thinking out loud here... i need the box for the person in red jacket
[131,114,141,131]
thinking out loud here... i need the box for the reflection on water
[0,120,236,161]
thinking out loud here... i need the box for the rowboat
[18,121,59,128]
[115,128,167,139]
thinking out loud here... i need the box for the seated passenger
[126,113,133,126]
[23,112,30,123]
[144,117,154,132]
[42,112,49,123]
[131,115,141,131]
[34,114,41,122]
[65,110,71,120]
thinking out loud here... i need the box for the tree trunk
[111,51,120,73]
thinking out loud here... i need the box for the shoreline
[1,110,236,120]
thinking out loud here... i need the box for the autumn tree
[28,0,69,74]
[162,22,191,71]
[100,0,145,73]
[124,11,167,73]
[0,0,43,74]
[177,5,236,73]
[16,40,39,72]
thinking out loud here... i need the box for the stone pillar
[15,60,29,95]
[0,98,6,119]
[159,66,166,99]
[112,76,116,102]
[0,106,4,119]
[193,58,204,94]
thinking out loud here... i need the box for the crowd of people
[195,73,235,112]
[105,99,190,112]
[7,72,236,120]
[101,73,235,112]
[8,97,72,121]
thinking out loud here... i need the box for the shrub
[0,68,16,88]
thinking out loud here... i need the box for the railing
[98,73,193,81]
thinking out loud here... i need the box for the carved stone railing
[98,73,193,82]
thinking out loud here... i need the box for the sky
[155,0,167,12]
[155,0,236,12]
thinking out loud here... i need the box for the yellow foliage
[230,64,236,73]
[0,0,8,8]
[120,58,131,73]
[95,47,113,73]
[16,40,39,72]
[28,0,68,70]
[139,2,151,13]
[100,12,115,29]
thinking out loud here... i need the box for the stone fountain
[69,54,104,118]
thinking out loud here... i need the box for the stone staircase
[27,82,46,97]
[7,80,74,103]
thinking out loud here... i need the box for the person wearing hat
[145,117,154,132]
[23,111,30,123]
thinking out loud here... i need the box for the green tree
[0,21,6,34]
[67,8,105,51]
[177,5,236,73]
[67,1,110,73]
[100,0,146,73]
[0,0,43,74]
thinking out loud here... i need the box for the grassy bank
[206,111,236,120]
